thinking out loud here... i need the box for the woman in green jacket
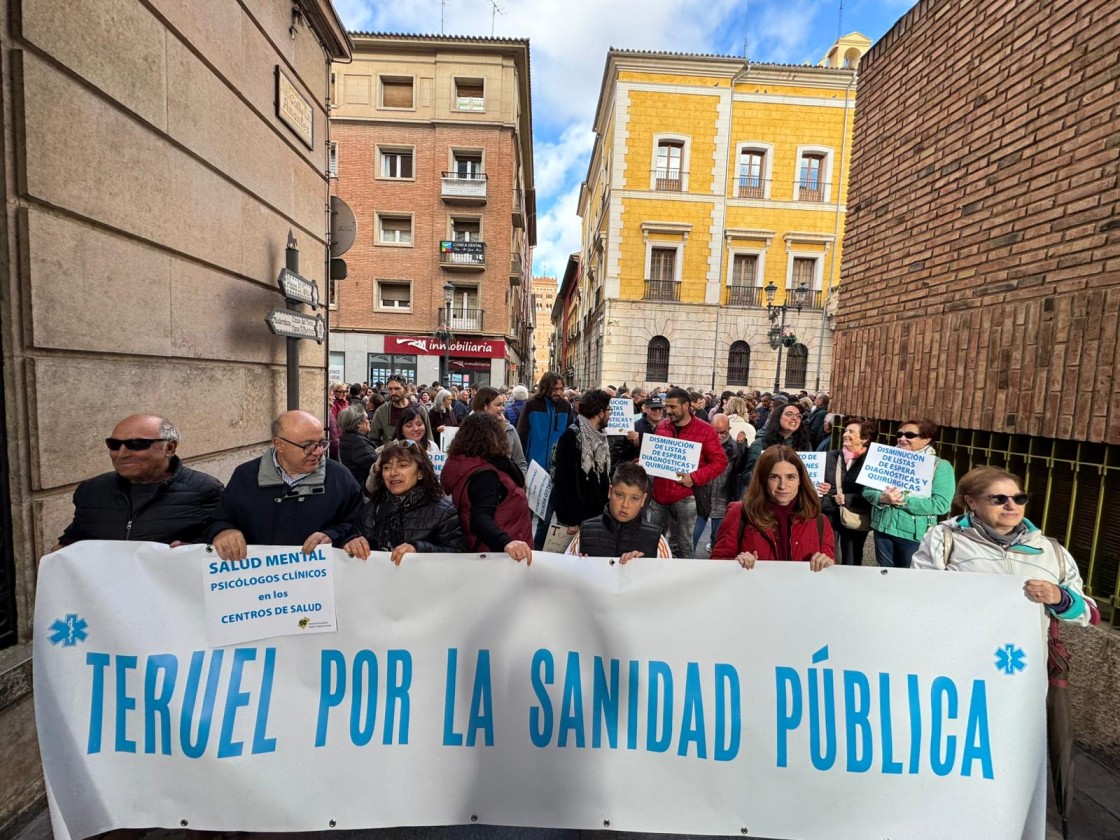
[863,418,955,568]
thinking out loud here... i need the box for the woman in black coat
[337,405,379,490]
[819,416,876,566]
[342,440,463,564]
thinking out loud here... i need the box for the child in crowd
[565,462,671,561]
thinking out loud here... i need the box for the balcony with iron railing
[448,308,484,331]
[724,285,766,307]
[735,178,770,199]
[441,171,488,203]
[439,240,486,270]
[795,181,825,203]
[651,168,686,192]
[643,278,681,301]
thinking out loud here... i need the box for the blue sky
[333,0,919,279]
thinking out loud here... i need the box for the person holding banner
[567,462,671,560]
[863,418,955,568]
[553,389,613,531]
[441,412,534,562]
[710,445,835,569]
[472,386,528,474]
[819,417,876,566]
[343,440,463,563]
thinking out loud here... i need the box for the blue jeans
[874,531,919,568]
[692,516,709,551]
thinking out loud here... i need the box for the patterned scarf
[577,414,610,477]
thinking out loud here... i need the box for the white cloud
[531,181,583,279]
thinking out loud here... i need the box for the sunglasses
[277,436,329,455]
[897,431,922,440]
[986,493,1030,506]
[105,438,165,451]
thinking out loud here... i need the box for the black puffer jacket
[362,488,464,553]
[577,509,663,558]
[59,457,224,545]
[340,431,378,489]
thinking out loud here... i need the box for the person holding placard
[710,445,835,569]
[741,403,811,496]
[553,389,613,533]
[863,418,955,568]
[440,412,534,562]
[724,396,756,447]
[343,440,463,563]
[428,389,458,435]
[819,417,876,566]
[472,386,528,474]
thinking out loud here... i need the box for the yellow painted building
[575,37,868,392]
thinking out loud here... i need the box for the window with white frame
[380,147,414,179]
[795,147,833,202]
[451,217,482,242]
[454,78,485,111]
[730,254,758,286]
[377,281,412,310]
[452,151,484,180]
[650,247,675,282]
[650,135,690,192]
[735,143,774,200]
[378,214,412,245]
[328,141,338,178]
[788,255,823,309]
[380,76,414,109]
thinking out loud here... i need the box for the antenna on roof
[837,0,844,41]
[441,0,450,35]
[741,0,750,57]
[488,0,506,37]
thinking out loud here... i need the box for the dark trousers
[837,527,871,566]
[874,530,919,568]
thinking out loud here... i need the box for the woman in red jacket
[711,445,836,570]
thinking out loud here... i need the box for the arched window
[785,343,808,390]
[646,336,670,382]
[727,341,750,386]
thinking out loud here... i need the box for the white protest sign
[430,451,447,478]
[202,546,337,647]
[36,542,1048,840]
[525,460,553,518]
[440,426,458,451]
[639,433,702,480]
[857,441,937,498]
[541,522,572,553]
[797,451,826,486]
[605,398,636,435]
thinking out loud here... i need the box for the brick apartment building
[832,0,1120,762]
[329,33,535,389]
[530,275,557,384]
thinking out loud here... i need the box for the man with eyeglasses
[54,415,223,549]
[207,410,363,561]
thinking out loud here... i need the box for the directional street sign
[276,268,319,309]
[265,308,325,344]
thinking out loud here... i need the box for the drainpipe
[815,68,856,392]
[711,60,751,391]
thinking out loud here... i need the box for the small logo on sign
[994,643,1026,675]
[48,614,89,647]
[298,618,310,629]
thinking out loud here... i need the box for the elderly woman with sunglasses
[912,466,1097,629]
[862,418,955,568]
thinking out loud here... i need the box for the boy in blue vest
[566,462,671,561]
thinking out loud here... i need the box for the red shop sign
[385,336,505,359]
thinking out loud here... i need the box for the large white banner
[36,543,1048,840]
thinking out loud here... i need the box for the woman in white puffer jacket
[912,466,1098,630]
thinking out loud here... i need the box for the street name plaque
[265,308,325,344]
[276,267,319,309]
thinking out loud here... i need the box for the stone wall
[832,0,1120,440]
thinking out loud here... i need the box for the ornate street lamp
[764,280,809,393]
[442,282,454,387]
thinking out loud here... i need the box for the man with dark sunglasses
[54,415,223,549]
[206,410,363,561]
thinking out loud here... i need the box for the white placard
[796,451,826,486]
[430,451,447,478]
[525,460,553,518]
[639,433,702,480]
[541,522,571,553]
[440,426,458,452]
[203,546,337,646]
[605,398,636,435]
[36,542,1047,840]
[856,441,937,498]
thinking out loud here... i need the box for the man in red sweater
[648,387,728,557]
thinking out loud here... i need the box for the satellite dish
[330,196,356,258]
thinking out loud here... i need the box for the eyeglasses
[276,436,329,455]
[986,493,1030,506]
[897,431,922,440]
[105,438,165,451]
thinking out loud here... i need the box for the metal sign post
[267,232,324,411]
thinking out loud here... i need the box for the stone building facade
[573,40,866,394]
[530,276,558,384]
[0,0,349,832]
[831,0,1120,765]
[328,34,536,390]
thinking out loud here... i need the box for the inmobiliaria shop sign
[385,336,505,359]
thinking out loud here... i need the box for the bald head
[710,413,730,434]
[271,411,327,475]
[107,414,178,484]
